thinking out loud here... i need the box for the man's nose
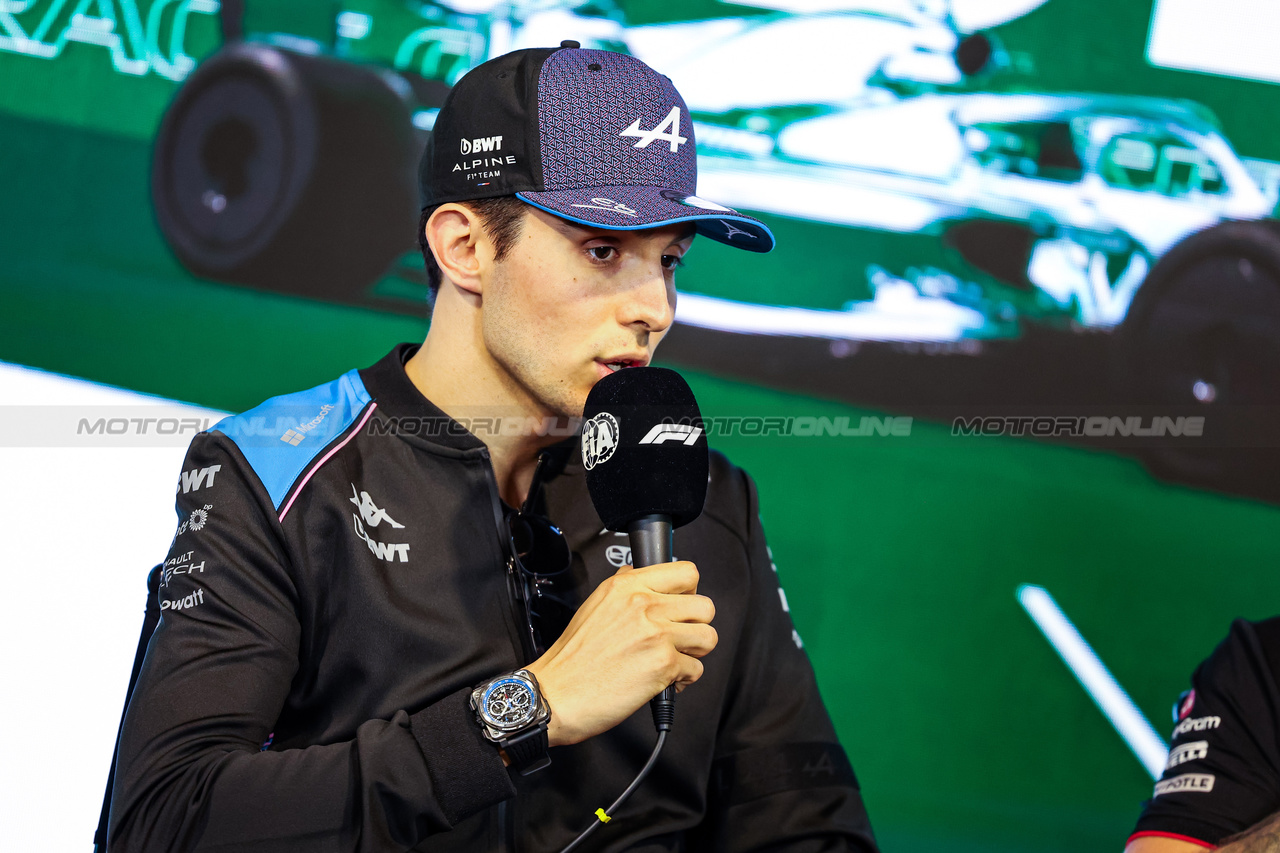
[621,263,676,334]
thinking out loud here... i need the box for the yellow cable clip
[594,808,611,824]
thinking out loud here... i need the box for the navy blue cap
[418,43,774,253]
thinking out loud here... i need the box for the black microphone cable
[557,690,675,853]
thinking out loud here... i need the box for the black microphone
[581,366,709,730]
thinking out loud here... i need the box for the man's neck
[404,307,562,508]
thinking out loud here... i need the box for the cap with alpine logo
[418,41,774,253]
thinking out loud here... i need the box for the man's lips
[594,357,647,379]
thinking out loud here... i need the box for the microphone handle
[627,513,672,569]
[627,514,676,731]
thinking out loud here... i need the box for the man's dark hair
[418,196,528,304]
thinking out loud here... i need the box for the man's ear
[426,204,487,295]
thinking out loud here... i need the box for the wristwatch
[470,669,552,775]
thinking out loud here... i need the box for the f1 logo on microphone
[639,424,703,446]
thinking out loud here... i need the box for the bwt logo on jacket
[460,135,503,154]
[177,464,220,494]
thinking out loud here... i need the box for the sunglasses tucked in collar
[505,450,579,661]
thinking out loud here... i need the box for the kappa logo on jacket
[350,485,405,529]
[349,484,410,563]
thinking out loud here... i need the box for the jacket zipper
[481,448,521,853]
[480,448,538,658]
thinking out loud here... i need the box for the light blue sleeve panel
[211,369,373,511]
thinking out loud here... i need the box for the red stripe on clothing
[1127,830,1215,849]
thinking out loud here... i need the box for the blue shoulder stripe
[211,369,372,510]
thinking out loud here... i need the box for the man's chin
[540,388,588,424]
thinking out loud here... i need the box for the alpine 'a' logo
[582,412,620,470]
[639,423,703,445]
[620,106,687,152]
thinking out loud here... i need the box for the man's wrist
[523,661,569,747]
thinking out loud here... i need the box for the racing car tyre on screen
[151,42,419,300]
[953,32,997,77]
[1116,219,1280,502]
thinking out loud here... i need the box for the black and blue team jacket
[108,343,877,853]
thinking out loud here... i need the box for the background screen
[3,1,1280,850]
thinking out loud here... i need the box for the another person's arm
[1128,810,1280,852]
[1217,811,1280,852]
[1126,835,1212,851]
[1125,619,1280,853]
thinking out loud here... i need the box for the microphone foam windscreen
[581,367,709,531]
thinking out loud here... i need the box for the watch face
[480,676,536,730]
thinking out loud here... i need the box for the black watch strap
[501,722,551,776]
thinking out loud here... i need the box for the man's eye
[588,246,618,262]
[662,255,685,271]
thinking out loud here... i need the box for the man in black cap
[108,43,878,852]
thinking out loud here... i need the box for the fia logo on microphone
[582,412,620,470]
